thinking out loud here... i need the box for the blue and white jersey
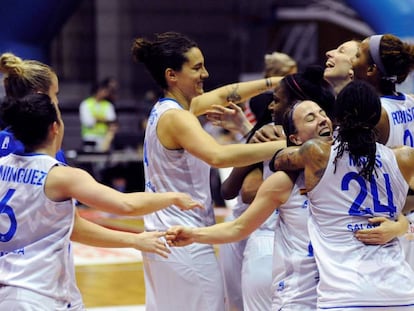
[272,173,317,310]
[382,93,414,271]
[0,153,75,304]
[381,93,414,148]
[143,98,215,230]
[307,141,414,309]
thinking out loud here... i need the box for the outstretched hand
[174,193,204,211]
[165,226,195,247]
[206,103,252,135]
[134,231,171,258]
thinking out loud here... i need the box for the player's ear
[289,134,301,145]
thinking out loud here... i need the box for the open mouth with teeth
[319,129,332,137]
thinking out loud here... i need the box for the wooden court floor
[76,262,145,307]
[75,207,229,308]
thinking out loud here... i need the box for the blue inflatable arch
[0,0,82,63]
[346,0,414,92]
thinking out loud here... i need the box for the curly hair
[334,80,381,180]
[379,34,414,84]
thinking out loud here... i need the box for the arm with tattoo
[190,77,282,116]
[272,146,303,171]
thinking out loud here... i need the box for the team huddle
[1,31,414,311]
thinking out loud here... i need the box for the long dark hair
[334,80,381,180]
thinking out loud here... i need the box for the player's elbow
[204,152,229,168]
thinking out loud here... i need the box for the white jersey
[143,98,215,230]
[240,161,279,310]
[272,173,317,310]
[307,141,414,309]
[0,153,75,306]
[400,211,414,271]
[382,93,414,271]
[238,160,278,230]
[232,190,249,218]
[142,98,224,311]
[258,160,278,232]
[381,93,414,148]
[219,202,246,311]
[376,92,414,308]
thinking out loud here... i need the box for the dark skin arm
[241,166,264,204]
[272,146,303,172]
[221,163,261,200]
[221,124,285,200]
[375,107,390,145]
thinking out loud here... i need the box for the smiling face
[173,47,209,103]
[268,87,288,122]
[289,100,333,146]
[324,40,359,86]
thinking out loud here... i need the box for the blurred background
[0,0,414,188]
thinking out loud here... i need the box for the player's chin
[195,82,205,93]
[320,135,333,143]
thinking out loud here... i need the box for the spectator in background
[245,52,297,125]
[79,77,118,152]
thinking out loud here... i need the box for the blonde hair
[0,52,55,98]
[264,52,297,78]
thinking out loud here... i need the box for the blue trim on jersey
[159,97,180,104]
[13,151,46,157]
[381,92,406,100]
[159,97,184,109]
[55,150,67,163]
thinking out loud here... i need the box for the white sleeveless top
[382,93,414,271]
[0,153,75,304]
[381,93,414,147]
[255,159,279,232]
[143,98,215,230]
[272,173,317,310]
[307,141,414,309]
